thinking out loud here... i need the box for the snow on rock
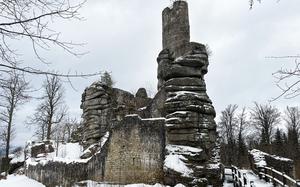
[26,142,87,166]
[10,151,25,164]
[0,175,45,187]
[166,144,202,156]
[164,144,202,177]
[26,131,111,166]
[143,117,166,121]
[166,91,201,102]
[100,131,109,147]
[249,149,267,167]
[174,184,185,187]
[164,154,192,177]
[206,163,221,169]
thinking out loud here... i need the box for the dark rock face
[80,82,112,147]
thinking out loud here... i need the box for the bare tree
[54,117,80,143]
[218,104,238,165]
[237,107,249,167]
[27,75,67,140]
[0,69,29,168]
[284,106,300,159]
[0,0,101,78]
[250,102,281,153]
[219,104,238,144]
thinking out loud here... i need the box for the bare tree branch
[0,0,101,78]
[271,57,300,101]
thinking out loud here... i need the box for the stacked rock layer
[80,82,151,148]
[157,43,221,186]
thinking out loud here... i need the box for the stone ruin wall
[79,82,151,148]
[162,1,190,58]
[103,115,165,184]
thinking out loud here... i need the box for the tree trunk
[46,112,53,140]
[4,106,14,176]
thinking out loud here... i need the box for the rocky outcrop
[79,82,151,147]
[80,82,113,147]
[158,1,221,186]
[158,45,221,186]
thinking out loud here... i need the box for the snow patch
[166,144,202,155]
[74,180,185,187]
[164,154,192,177]
[0,175,45,187]
[164,144,202,177]
[10,152,25,164]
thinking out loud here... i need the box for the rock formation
[79,82,151,148]
[158,1,221,186]
[24,1,222,186]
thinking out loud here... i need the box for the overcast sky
[10,0,300,146]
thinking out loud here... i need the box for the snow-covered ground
[0,175,185,187]
[74,181,185,187]
[0,175,45,187]
[1,169,273,187]
[223,169,273,187]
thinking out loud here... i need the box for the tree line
[218,103,300,170]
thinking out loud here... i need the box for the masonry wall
[103,115,165,184]
[25,161,87,187]
[25,141,110,187]
[162,1,190,58]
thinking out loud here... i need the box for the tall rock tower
[158,1,222,186]
[162,1,190,58]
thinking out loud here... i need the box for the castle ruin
[24,1,222,186]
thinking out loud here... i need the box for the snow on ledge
[164,144,202,177]
[164,154,192,177]
[26,132,110,167]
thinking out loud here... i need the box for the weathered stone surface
[135,88,148,98]
[165,77,205,87]
[162,1,190,58]
[104,115,165,184]
[165,85,206,92]
[158,2,221,185]
[77,81,155,148]
[147,88,167,118]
